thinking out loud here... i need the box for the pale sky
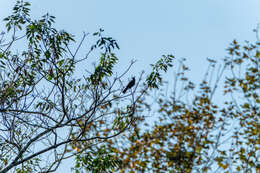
[1,0,260,80]
[1,0,260,172]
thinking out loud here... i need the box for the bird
[123,77,135,93]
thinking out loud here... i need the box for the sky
[1,0,260,172]
[1,0,260,80]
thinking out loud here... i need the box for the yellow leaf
[223,163,229,170]
[236,166,241,171]
[168,161,174,167]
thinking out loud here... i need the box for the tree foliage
[1,1,259,173]
[103,41,259,172]
[0,1,173,172]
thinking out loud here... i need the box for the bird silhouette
[123,77,135,93]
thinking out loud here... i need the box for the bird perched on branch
[123,77,135,93]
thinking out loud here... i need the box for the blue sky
[1,0,260,172]
[1,0,260,80]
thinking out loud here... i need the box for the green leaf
[58,59,65,66]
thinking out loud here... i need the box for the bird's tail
[122,87,128,93]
